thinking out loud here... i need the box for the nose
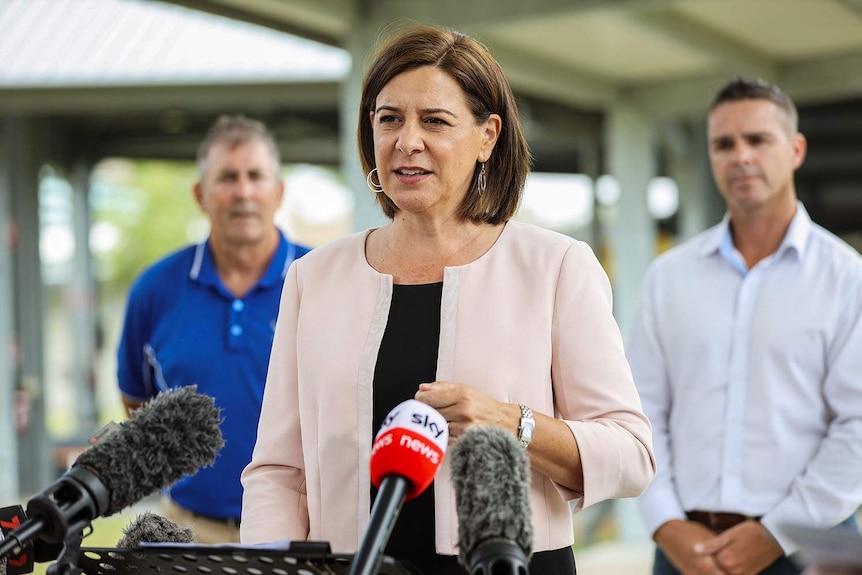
[235,175,255,199]
[732,142,755,164]
[396,121,424,155]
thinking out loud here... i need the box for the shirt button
[230,324,243,337]
[232,299,244,312]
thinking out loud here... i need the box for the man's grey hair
[196,114,281,178]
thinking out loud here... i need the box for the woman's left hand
[414,381,518,442]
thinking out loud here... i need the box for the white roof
[0,0,350,87]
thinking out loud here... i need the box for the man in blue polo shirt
[116,115,310,543]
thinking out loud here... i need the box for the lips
[730,174,761,185]
[728,169,764,186]
[229,201,260,218]
[395,168,430,176]
[229,209,259,218]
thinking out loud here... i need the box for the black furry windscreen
[73,386,224,516]
[450,425,533,567]
[117,511,195,547]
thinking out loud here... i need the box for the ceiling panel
[672,0,862,59]
[161,0,862,113]
[485,8,716,82]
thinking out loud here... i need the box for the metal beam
[631,7,779,81]
[833,0,862,16]
[369,0,664,28]
[630,75,728,118]
[161,0,351,45]
[781,50,862,104]
[0,82,340,115]
[487,43,619,110]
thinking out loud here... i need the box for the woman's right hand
[414,381,518,442]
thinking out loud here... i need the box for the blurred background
[2,1,862,573]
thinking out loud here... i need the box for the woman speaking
[241,24,655,575]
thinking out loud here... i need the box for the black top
[372,283,577,575]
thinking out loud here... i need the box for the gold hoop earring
[366,168,383,193]
[477,162,487,194]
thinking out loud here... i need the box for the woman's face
[370,66,500,221]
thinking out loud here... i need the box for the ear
[193,182,206,211]
[790,132,807,171]
[275,178,285,204]
[478,113,502,162]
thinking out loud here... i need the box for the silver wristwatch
[517,404,535,448]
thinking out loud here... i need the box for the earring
[477,162,487,194]
[366,168,383,193]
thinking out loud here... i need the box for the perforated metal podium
[78,541,419,575]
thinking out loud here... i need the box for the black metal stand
[77,541,421,575]
[46,530,84,575]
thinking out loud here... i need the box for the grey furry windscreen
[117,511,195,547]
[73,386,224,516]
[449,425,533,567]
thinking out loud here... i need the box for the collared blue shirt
[627,203,862,553]
[117,232,310,520]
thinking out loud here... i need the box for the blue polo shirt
[117,232,310,521]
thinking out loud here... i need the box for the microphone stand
[47,529,84,575]
[348,476,410,575]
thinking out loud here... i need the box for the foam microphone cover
[117,512,194,548]
[74,385,224,516]
[369,399,448,500]
[450,425,533,570]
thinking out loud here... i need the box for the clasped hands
[656,518,784,575]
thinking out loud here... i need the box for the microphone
[347,399,448,575]
[450,426,533,575]
[0,386,223,560]
[0,505,65,575]
[116,512,194,548]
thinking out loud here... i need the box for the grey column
[604,103,657,542]
[668,118,724,241]
[604,103,657,336]
[69,159,98,430]
[9,116,52,494]
[0,119,19,501]
[340,17,388,233]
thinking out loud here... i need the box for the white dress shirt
[627,203,862,553]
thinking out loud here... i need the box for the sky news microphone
[450,426,533,575]
[0,386,223,561]
[347,399,448,575]
[116,511,194,548]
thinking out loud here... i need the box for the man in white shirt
[627,78,862,575]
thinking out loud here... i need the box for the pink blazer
[241,221,655,554]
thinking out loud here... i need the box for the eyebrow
[374,105,458,118]
[710,130,774,144]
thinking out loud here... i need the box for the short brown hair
[197,114,280,178]
[357,24,531,224]
[709,77,798,134]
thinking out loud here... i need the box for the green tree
[91,159,206,296]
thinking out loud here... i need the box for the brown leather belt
[686,510,761,532]
[190,511,241,528]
